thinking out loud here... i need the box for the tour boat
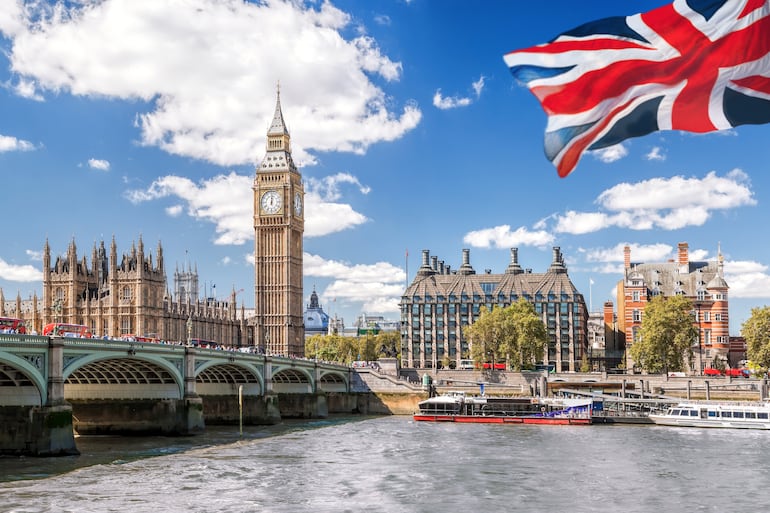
[648,402,770,430]
[413,391,592,425]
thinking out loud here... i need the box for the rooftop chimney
[457,248,475,275]
[505,247,524,275]
[678,242,689,266]
[417,249,436,277]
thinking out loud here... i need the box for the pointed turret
[257,82,297,174]
[156,240,164,272]
[43,239,51,279]
[268,82,289,138]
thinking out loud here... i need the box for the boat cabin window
[671,409,681,416]
[733,411,745,419]
[708,411,717,417]
[759,413,769,420]
[746,412,757,419]
[689,410,698,417]
[722,411,732,418]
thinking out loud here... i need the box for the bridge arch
[318,370,348,393]
[195,360,263,396]
[272,367,313,393]
[63,353,184,400]
[0,353,46,406]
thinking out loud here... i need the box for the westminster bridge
[0,333,357,456]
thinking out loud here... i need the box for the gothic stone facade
[39,236,243,345]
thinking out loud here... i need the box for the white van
[459,359,475,370]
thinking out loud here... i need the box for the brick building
[616,242,729,373]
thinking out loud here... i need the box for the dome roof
[305,310,329,332]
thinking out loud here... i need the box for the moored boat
[648,402,770,429]
[413,391,592,425]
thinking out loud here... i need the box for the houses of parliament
[1,90,305,356]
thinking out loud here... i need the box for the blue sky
[0,0,768,335]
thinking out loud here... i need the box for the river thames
[1,415,769,512]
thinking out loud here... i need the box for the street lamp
[53,298,63,324]
[264,329,270,356]
[186,315,192,346]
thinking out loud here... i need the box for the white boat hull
[649,401,770,430]
[648,415,770,430]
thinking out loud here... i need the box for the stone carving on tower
[253,85,305,356]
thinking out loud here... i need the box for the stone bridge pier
[3,339,79,456]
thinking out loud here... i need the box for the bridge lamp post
[264,330,270,356]
[186,315,192,346]
[53,299,63,324]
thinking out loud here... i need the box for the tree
[742,306,770,370]
[465,300,547,371]
[466,306,504,368]
[304,331,401,364]
[629,295,698,373]
[504,299,547,370]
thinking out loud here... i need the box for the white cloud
[88,158,110,171]
[25,249,42,262]
[0,258,42,282]
[591,143,628,163]
[165,204,183,217]
[221,256,232,266]
[472,76,485,97]
[433,75,485,110]
[645,146,666,161]
[552,169,755,235]
[0,134,34,152]
[582,243,674,263]
[13,78,43,101]
[125,171,369,243]
[306,173,370,201]
[433,89,471,110]
[598,170,754,211]
[724,259,770,299]
[724,259,767,275]
[553,212,610,235]
[463,225,554,249]
[373,14,391,26]
[304,253,405,314]
[463,169,757,256]
[7,0,420,166]
[0,0,24,38]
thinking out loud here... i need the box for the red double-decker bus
[42,323,92,338]
[0,317,26,334]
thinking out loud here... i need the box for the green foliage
[742,306,770,370]
[629,295,698,373]
[465,299,547,371]
[304,331,400,364]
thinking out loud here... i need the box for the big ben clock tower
[253,86,304,356]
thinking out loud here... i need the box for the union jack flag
[504,0,770,177]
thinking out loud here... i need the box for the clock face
[294,192,302,216]
[261,190,282,214]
